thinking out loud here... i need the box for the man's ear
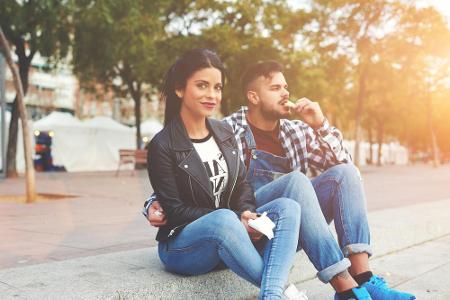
[175,88,183,99]
[247,91,259,105]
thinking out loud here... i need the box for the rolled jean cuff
[343,243,373,258]
[317,258,351,283]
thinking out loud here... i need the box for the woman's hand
[147,201,167,227]
[240,211,263,242]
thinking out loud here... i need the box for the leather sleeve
[147,138,213,226]
[230,155,257,216]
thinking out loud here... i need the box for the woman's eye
[197,83,207,89]
[215,85,223,92]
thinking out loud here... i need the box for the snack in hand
[248,212,275,239]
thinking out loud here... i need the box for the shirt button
[184,164,188,168]
[232,151,236,155]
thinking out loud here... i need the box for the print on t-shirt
[192,135,229,208]
[203,153,227,207]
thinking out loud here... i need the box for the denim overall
[242,126,363,283]
[244,127,291,192]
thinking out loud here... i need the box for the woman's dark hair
[161,48,226,126]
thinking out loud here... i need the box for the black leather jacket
[147,115,256,241]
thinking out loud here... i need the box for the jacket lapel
[170,116,214,200]
[207,119,239,202]
[169,116,239,205]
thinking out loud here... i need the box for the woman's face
[177,67,223,119]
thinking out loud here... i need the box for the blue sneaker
[334,286,372,300]
[362,275,416,300]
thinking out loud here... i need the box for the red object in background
[35,144,48,154]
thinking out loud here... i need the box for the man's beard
[260,104,289,120]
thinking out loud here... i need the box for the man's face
[250,72,290,120]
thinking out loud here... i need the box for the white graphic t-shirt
[192,133,229,208]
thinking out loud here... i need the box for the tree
[387,6,450,167]
[161,0,314,115]
[311,0,405,166]
[0,27,36,202]
[0,0,72,177]
[73,0,169,149]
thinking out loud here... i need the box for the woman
[147,48,302,299]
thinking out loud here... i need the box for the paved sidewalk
[1,164,450,269]
[0,164,450,299]
[0,198,449,299]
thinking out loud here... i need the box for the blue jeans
[312,164,372,257]
[158,198,301,300]
[255,164,371,283]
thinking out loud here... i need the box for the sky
[288,0,450,21]
[420,0,450,19]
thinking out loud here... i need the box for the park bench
[115,149,148,176]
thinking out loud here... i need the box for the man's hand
[293,97,325,129]
[241,211,263,242]
[147,201,167,227]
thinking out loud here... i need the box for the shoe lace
[369,275,387,288]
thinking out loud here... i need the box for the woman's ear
[175,88,184,99]
[247,91,259,105]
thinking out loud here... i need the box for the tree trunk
[0,27,36,202]
[376,120,384,167]
[6,98,19,177]
[354,67,367,167]
[5,39,31,177]
[427,96,440,167]
[367,121,374,165]
[134,92,142,149]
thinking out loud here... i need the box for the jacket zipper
[168,222,188,238]
[226,150,239,207]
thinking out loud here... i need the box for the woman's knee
[208,209,246,240]
[268,197,301,218]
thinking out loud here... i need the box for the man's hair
[241,60,284,95]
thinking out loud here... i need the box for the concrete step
[0,199,449,300]
[295,234,450,299]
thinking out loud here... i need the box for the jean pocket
[253,168,286,181]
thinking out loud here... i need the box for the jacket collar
[170,114,234,151]
[168,114,237,203]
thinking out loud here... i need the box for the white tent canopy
[80,116,134,172]
[30,113,135,172]
[84,116,132,131]
[33,111,82,131]
[140,118,163,137]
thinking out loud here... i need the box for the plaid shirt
[143,106,352,216]
[223,106,352,174]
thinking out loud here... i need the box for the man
[144,61,415,300]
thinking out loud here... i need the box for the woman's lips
[201,102,216,109]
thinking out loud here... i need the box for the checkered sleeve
[222,116,246,163]
[142,194,157,218]
[305,118,352,172]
